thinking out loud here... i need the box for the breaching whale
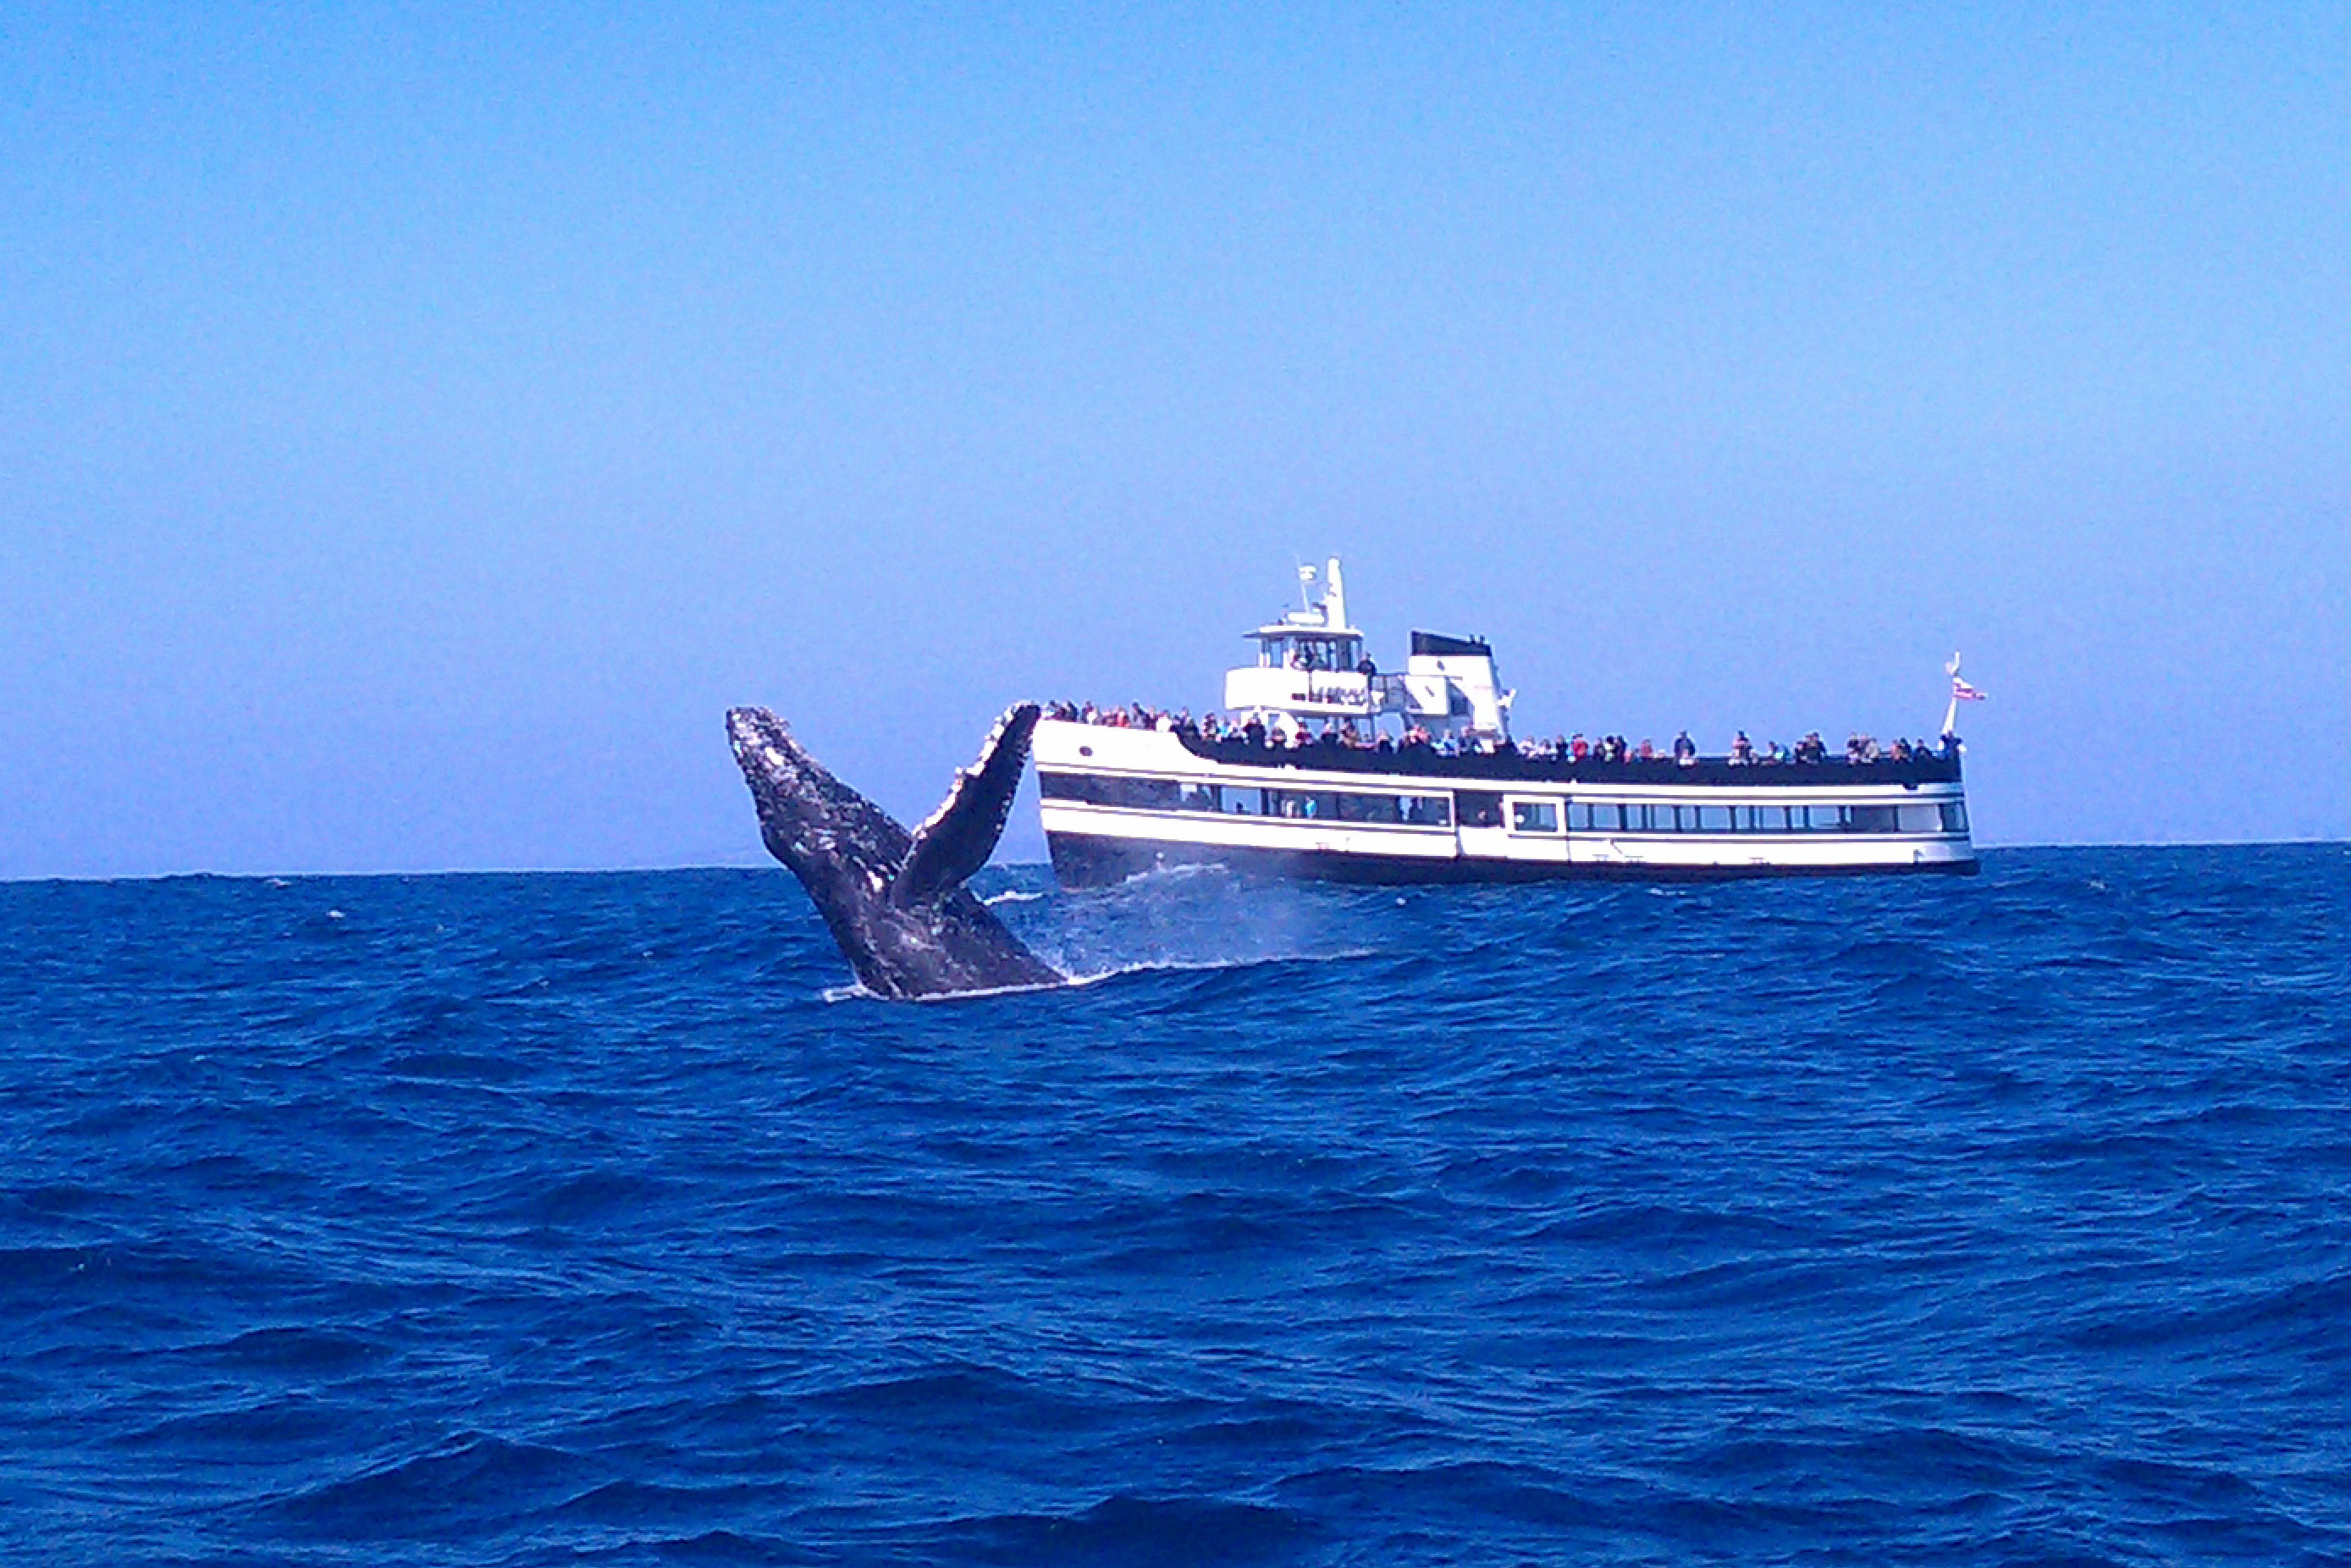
[726,703,1066,999]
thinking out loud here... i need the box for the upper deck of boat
[1169,731,1963,787]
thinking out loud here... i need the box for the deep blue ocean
[4,846,2349,1565]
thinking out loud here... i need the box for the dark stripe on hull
[1047,832,1980,889]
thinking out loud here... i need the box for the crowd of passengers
[1041,702,1951,764]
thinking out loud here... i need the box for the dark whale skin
[726,704,1066,999]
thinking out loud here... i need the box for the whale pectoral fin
[890,702,1040,907]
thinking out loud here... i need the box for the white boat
[1035,559,1977,886]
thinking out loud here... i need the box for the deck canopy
[1409,631,1492,659]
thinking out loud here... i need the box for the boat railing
[1172,732,1964,787]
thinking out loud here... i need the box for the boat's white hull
[1035,721,1976,887]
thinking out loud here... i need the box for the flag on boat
[1951,677,1988,702]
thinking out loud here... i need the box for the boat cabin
[1222,558,1511,742]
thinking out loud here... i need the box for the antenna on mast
[1296,560,1316,614]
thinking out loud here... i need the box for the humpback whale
[726,703,1066,999]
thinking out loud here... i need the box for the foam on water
[3,847,2348,1565]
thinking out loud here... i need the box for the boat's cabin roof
[1250,616,1365,643]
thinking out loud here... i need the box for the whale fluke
[726,704,1064,999]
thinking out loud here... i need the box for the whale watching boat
[1034,560,1977,886]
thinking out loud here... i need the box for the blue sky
[4,3,2347,875]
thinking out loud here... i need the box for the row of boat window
[1041,773,1454,825]
[1040,773,1968,836]
[1520,801,1966,835]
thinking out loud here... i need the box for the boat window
[1897,804,1942,834]
[1846,805,1900,833]
[1510,800,1560,834]
[1226,787,1265,815]
[1036,773,1181,809]
[1256,789,1451,825]
[1940,802,1968,833]
[1284,638,1345,671]
[1267,790,1339,820]
[1456,791,1504,829]
[1697,805,1732,832]
[1040,771,1120,804]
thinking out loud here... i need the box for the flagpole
[1941,653,1962,740]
